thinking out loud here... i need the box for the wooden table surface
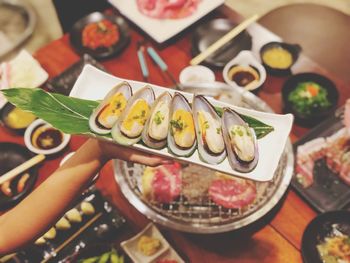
[2,5,350,263]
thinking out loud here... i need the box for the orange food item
[82,19,119,50]
[17,173,30,193]
[1,181,12,197]
[306,84,319,97]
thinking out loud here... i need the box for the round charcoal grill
[113,85,294,233]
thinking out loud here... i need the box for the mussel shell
[89,82,132,135]
[111,85,155,146]
[167,92,196,157]
[222,107,259,173]
[142,92,172,149]
[192,95,226,164]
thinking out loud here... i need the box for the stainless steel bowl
[113,83,294,233]
[0,0,36,58]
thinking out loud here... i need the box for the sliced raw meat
[136,0,201,19]
[324,127,350,186]
[295,158,314,188]
[142,162,182,203]
[209,174,256,209]
[295,137,327,188]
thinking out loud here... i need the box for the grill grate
[116,150,286,227]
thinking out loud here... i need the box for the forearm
[0,139,106,254]
[0,137,168,255]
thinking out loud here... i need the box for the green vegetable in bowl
[78,248,124,263]
[287,81,331,116]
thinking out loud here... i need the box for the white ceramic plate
[121,223,170,263]
[70,65,293,182]
[0,50,49,108]
[121,223,185,263]
[108,0,225,43]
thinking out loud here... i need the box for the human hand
[95,139,173,167]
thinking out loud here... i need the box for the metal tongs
[136,40,182,90]
[136,41,149,82]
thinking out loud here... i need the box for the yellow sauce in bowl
[4,107,36,129]
[262,47,293,69]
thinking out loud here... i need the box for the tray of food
[15,187,126,262]
[2,65,293,182]
[292,103,350,212]
[109,0,225,43]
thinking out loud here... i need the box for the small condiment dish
[260,41,301,75]
[121,223,169,263]
[223,50,266,91]
[0,103,36,133]
[24,119,71,155]
[179,65,215,85]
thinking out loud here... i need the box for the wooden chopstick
[0,154,45,185]
[190,14,259,66]
[41,212,103,263]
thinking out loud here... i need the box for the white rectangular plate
[121,223,184,263]
[0,50,49,108]
[70,65,293,182]
[108,0,225,43]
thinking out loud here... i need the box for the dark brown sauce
[232,70,256,86]
[32,125,63,150]
[228,65,260,87]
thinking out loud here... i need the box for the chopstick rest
[0,154,45,185]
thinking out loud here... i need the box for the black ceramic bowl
[0,102,36,133]
[70,12,130,60]
[260,41,301,75]
[282,73,339,127]
[0,142,38,210]
[301,210,350,263]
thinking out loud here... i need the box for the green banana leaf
[2,88,273,139]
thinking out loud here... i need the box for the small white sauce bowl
[223,50,266,91]
[179,65,215,85]
[24,119,71,155]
